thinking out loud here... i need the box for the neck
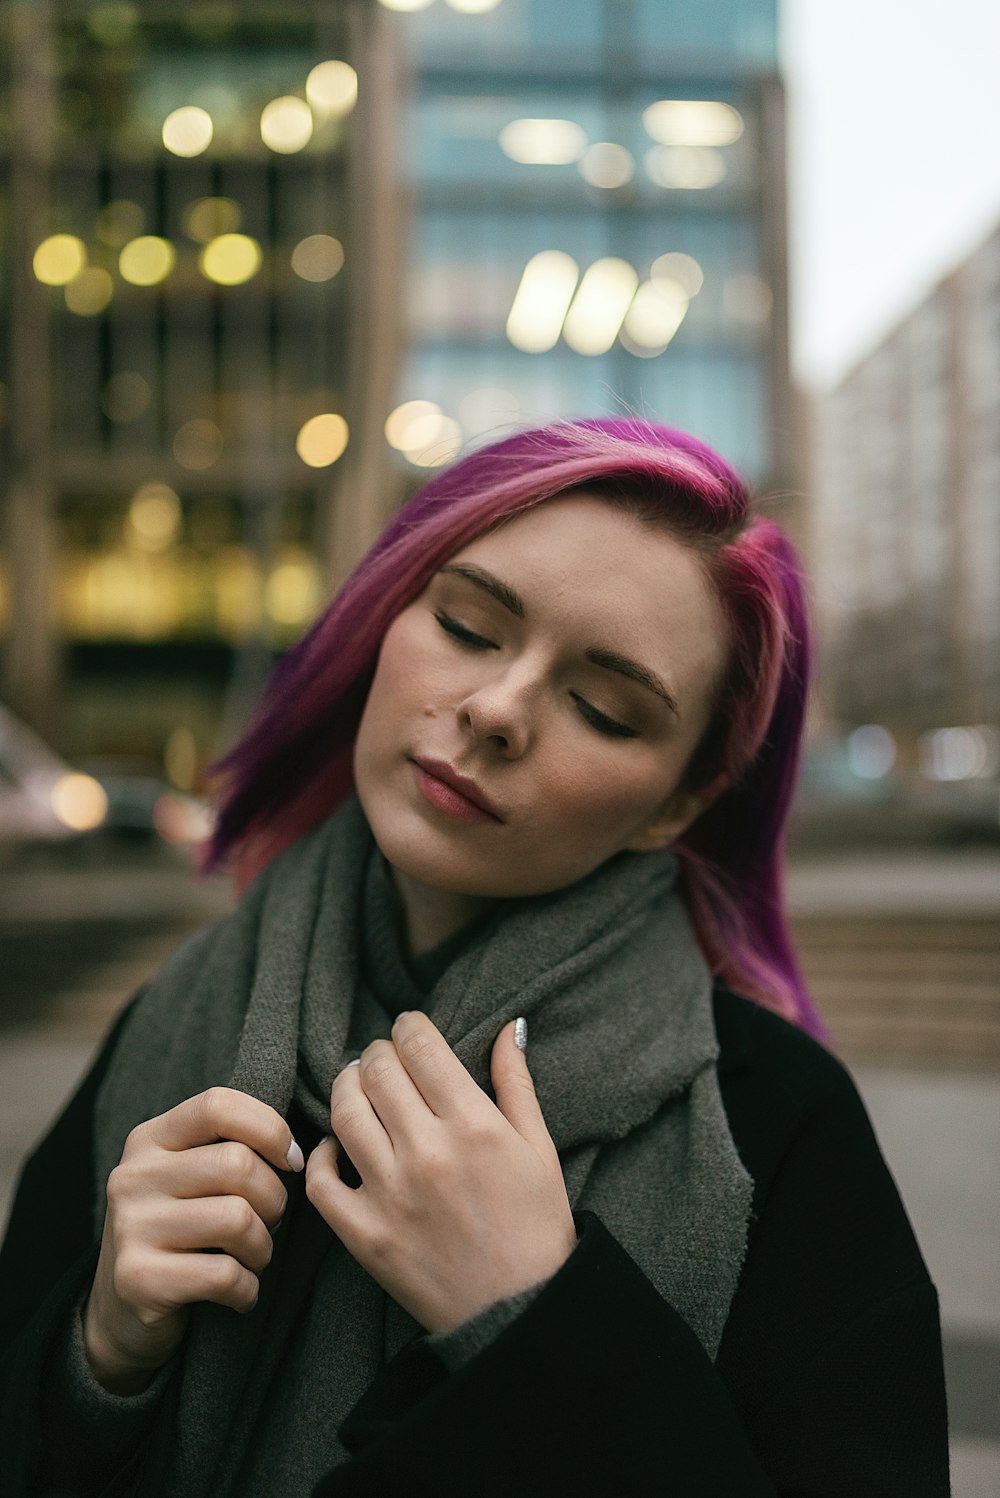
[388,866,496,957]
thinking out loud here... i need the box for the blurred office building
[385,0,791,489]
[812,221,1000,801]
[1,0,792,770]
[1,0,400,767]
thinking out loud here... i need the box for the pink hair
[203,418,826,1041]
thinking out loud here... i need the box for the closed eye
[434,611,499,650]
[570,692,638,739]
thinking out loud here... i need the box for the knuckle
[213,1256,247,1297]
[218,1140,255,1185]
[398,1031,435,1067]
[223,1194,257,1235]
[360,1052,394,1089]
[330,1099,360,1136]
[200,1086,234,1127]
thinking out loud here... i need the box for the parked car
[0,702,109,854]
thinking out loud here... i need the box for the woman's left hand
[305,1011,578,1334]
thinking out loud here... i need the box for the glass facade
[384,0,785,486]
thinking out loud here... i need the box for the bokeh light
[579,142,635,189]
[50,773,108,831]
[642,99,744,147]
[562,258,638,355]
[621,278,688,354]
[65,266,115,315]
[265,548,322,625]
[306,61,358,118]
[119,236,176,286]
[506,251,579,352]
[260,97,313,154]
[183,196,242,243]
[499,119,587,165]
[199,234,262,286]
[291,235,345,282]
[445,0,504,11]
[102,372,152,422]
[173,419,224,470]
[162,106,214,158]
[296,413,349,466]
[400,412,463,467]
[651,252,704,297]
[378,0,434,11]
[127,483,182,551]
[33,234,86,286]
[645,145,726,190]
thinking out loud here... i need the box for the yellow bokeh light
[306,61,358,119]
[164,725,198,791]
[291,235,345,283]
[183,196,242,243]
[621,279,688,354]
[579,142,635,189]
[127,482,182,551]
[33,234,87,286]
[445,0,503,11]
[265,549,322,626]
[378,0,433,10]
[199,233,262,286]
[96,200,145,247]
[499,118,587,165]
[173,419,223,470]
[260,96,313,154]
[296,413,349,466]
[385,400,441,450]
[64,266,114,315]
[119,235,176,286]
[162,105,214,158]
[50,773,108,831]
[642,100,744,147]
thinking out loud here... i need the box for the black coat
[0,986,950,1497]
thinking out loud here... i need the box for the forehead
[444,491,729,699]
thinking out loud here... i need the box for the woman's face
[353,491,728,907]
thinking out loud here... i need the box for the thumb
[491,1018,550,1151]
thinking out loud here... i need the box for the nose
[457,669,534,758]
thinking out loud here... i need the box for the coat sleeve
[0,994,168,1498]
[312,1011,951,1498]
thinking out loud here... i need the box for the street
[2,843,998,1494]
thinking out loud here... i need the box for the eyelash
[433,611,639,740]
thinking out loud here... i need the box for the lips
[410,757,503,822]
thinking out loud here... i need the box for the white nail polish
[346,1058,361,1068]
[286,1140,305,1172]
[515,1016,528,1052]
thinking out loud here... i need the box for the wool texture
[92,794,752,1498]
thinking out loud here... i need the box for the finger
[136,1087,304,1176]
[389,1011,482,1118]
[141,1140,289,1229]
[490,1018,553,1154]
[329,1060,394,1181]
[129,1248,262,1316]
[144,1195,276,1275]
[353,1037,433,1146]
[305,1136,369,1248]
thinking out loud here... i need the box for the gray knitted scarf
[93,794,752,1498]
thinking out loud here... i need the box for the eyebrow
[436,562,681,718]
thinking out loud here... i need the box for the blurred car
[0,705,212,858]
[0,702,109,852]
[75,755,213,849]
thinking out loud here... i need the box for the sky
[781,0,1000,389]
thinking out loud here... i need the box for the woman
[0,419,949,1496]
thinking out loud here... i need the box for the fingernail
[395,1011,411,1021]
[346,1058,361,1068]
[286,1139,304,1173]
[514,1016,528,1053]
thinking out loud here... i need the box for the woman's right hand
[82,1086,304,1394]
